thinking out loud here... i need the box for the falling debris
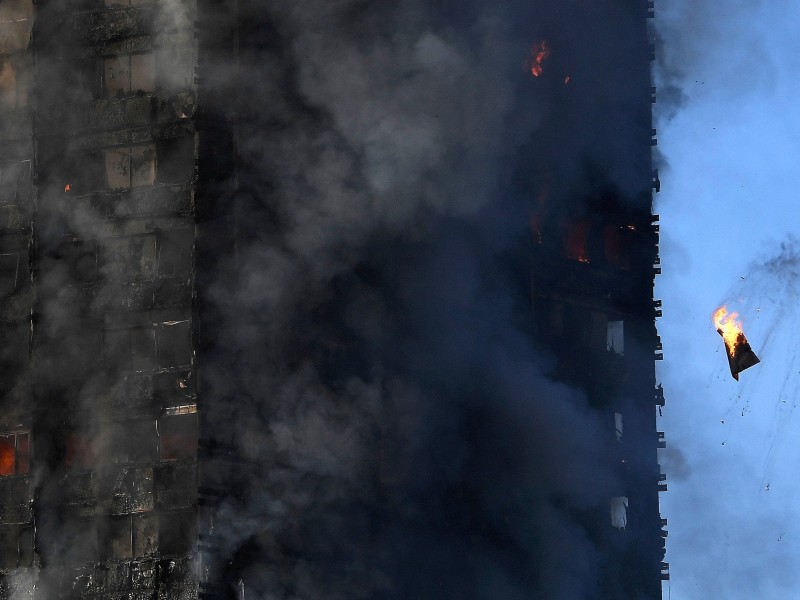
[713,306,760,381]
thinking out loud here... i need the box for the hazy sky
[655,1,800,597]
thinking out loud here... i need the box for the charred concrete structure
[0,0,666,599]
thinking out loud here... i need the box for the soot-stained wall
[0,0,200,598]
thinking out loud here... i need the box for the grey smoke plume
[197,1,653,599]
[3,0,658,597]
[653,0,774,123]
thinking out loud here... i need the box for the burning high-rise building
[0,0,666,598]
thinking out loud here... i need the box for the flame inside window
[0,432,29,476]
[0,436,14,476]
[566,220,590,263]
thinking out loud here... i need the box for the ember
[527,41,550,77]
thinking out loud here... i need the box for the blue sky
[655,1,800,597]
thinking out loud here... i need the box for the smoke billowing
[0,0,659,597]
[196,1,656,599]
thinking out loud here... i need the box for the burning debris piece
[713,306,760,380]
[527,40,550,77]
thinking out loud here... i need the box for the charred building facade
[0,1,666,599]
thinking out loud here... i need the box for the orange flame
[64,184,71,192]
[566,220,590,263]
[528,41,551,77]
[0,436,14,476]
[713,306,744,352]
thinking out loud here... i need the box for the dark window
[72,57,102,101]
[0,253,19,296]
[65,153,105,195]
[0,525,33,569]
[109,420,157,464]
[129,420,158,463]
[133,512,158,557]
[538,300,564,339]
[157,136,195,184]
[153,370,194,408]
[0,160,31,204]
[157,229,193,278]
[66,432,96,469]
[158,511,195,555]
[0,325,28,396]
[57,240,97,284]
[159,414,197,460]
[71,328,102,375]
[0,432,29,476]
[157,321,192,368]
[104,53,155,98]
[105,235,156,281]
[104,144,156,189]
[108,515,133,559]
[130,328,157,371]
[60,518,98,565]
[101,512,158,559]
[130,236,157,278]
[588,311,608,351]
[105,327,158,373]
[604,225,633,269]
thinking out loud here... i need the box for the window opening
[0,431,29,476]
[610,496,628,529]
[104,53,154,98]
[157,321,192,368]
[565,220,590,263]
[157,229,193,278]
[0,160,31,204]
[158,413,197,460]
[607,321,624,355]
[104,144,156,189]
[614,413,623,441]
[0,253,18,296]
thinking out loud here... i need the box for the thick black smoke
[190,0,657,599]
